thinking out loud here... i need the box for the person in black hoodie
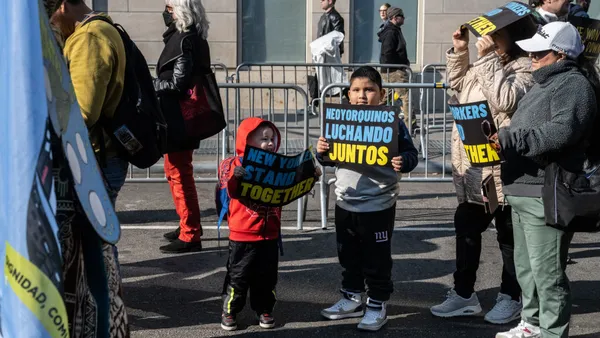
[378,7,412,127]
[318,0,345,55]
[155,0,211,254]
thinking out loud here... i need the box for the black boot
[159,239,202,254]
[163,228,180,242]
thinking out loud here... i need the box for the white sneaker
[496,320,541,338]
[430,289,482,318]
[357,298,388,331]
[485,293,522,324]
[321,290,363,320]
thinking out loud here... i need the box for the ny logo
[374,231,389,243]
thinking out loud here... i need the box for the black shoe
[221,313,237,331]
[258,313,275,329]
[159,239,202,254]
[163,228,180,242]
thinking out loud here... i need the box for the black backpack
[84,16,167,169]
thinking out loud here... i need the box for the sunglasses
[165,5,174,13]
[529,50,555,59]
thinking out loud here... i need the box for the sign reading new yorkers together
[239,146,317,207]
[463,1,533,37]
[321,103,400,168]
[449,99,504,167]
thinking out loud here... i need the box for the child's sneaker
[495,320,541,338]
[321,290,363,320]
[484,293,522,324]
[221,313,237,331]
[258,313,275,329]
[357,298,388,331]
[430,289,482,318]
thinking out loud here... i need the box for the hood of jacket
[235,117,281,157]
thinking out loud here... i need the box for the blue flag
[0,1,121,336]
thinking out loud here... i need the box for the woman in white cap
[495,21,599,338]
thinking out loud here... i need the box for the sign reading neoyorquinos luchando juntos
[322,103,400,168]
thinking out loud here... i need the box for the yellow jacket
[64,14,125,154]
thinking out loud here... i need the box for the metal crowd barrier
[234,62,414,129]
[316,82,452,229]
[125,83,311,230]
[419,64,449,159]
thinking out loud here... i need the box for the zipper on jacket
[554,170,559,223]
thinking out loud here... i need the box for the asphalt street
[116,182,600,338]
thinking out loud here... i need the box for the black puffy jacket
[317,7,345,55]
[154,24,211,153]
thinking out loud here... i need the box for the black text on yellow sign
[466,16,497,36]
[4,242,70,338]
[240,177,315,205]
[328,143,389,165]
[463,143,500,165]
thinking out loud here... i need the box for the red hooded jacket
[218,118,282,242]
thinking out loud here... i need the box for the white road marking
[122,272,174,284]
[183,267,227,281]
[189,296,222,304]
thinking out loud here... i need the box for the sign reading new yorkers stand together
[322,103,400,167]
[239,146,317,207]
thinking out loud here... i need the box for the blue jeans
[100,156,128,277]
[101,156,129,206]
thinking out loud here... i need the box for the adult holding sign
[316,67,418,332]
[429,12,537,326]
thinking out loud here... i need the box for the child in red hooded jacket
[219,117,283,331]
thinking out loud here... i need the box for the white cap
[516,21,585,59]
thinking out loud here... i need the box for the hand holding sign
[452,28,469,53]
[317,136,330,154]
[234,166,246,178]
[392,156,403,172]
[477,35,496,58]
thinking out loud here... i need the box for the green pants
[506,196,573,338]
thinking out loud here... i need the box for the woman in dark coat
[155,0,211,253]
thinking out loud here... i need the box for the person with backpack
[156,0,212,254]
[50,0,128,205]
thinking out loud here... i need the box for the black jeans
[335,204,396,302]
[453,202,521,300]
[222,240,279,315]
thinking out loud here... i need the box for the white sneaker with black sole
[430,289,482,318]
[357,298,388,332]
[321,290,363,320]
[485,293,522,325]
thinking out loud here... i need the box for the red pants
[164,151,202,242]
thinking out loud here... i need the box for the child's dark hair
[350,66,383,90]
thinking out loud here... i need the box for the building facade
[88,0,533,71]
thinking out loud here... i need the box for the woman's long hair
[167,0,210,39]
